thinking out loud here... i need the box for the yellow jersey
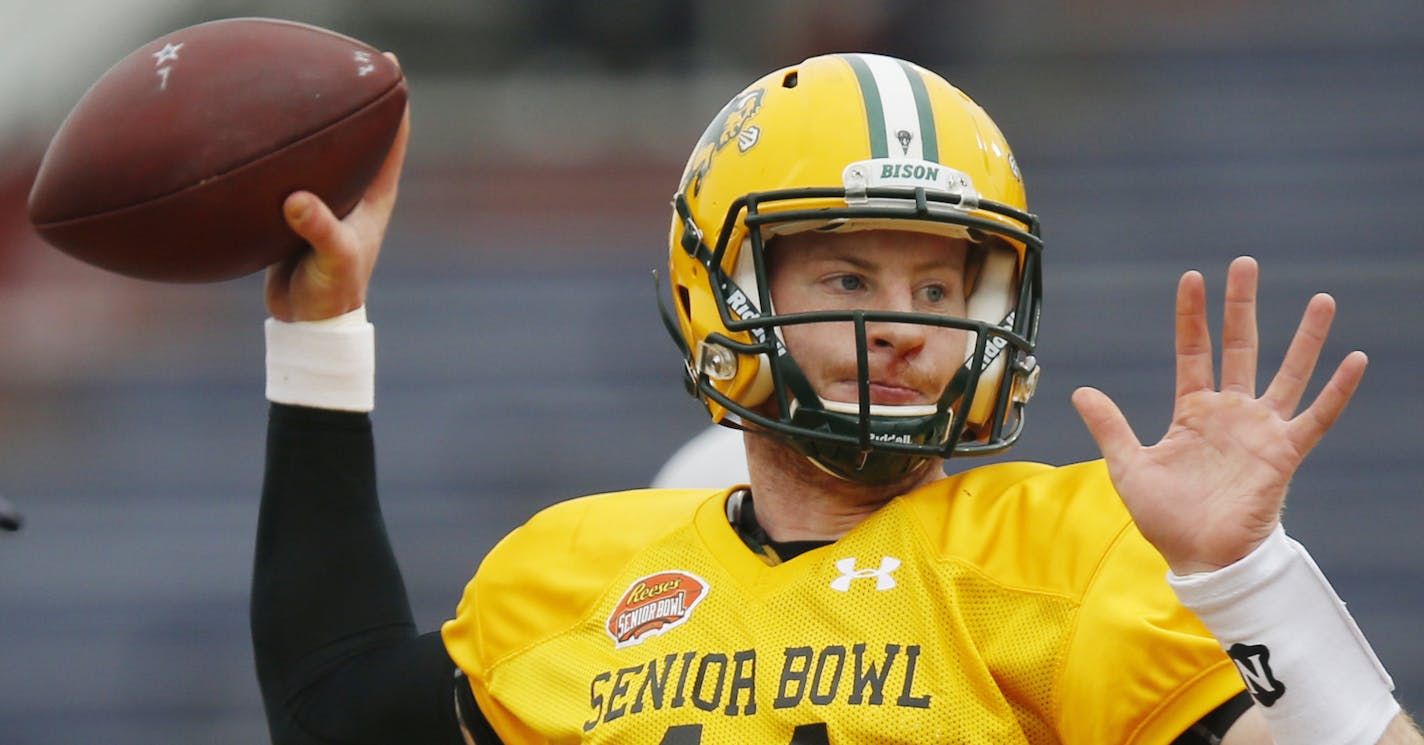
[441,459,1245,744]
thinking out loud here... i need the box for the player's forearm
[252,405,418,711]
[253,402,470,744]
[253,311,454,743]
[252,404,416,678]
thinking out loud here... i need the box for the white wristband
[1167,524,1398,744]
[264,307,375,412]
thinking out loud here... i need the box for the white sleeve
[1168,524,1399,745]
[264,307,375,412]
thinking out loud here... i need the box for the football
[27,17,407,283]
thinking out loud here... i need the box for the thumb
[1071,386,1142,465]
[283,191,346,258]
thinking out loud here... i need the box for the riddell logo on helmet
[870,432,912,444]
[725,287,787,356]
[606,571,709,649]
[981,311,1017,365]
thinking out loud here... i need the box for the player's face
[765,230,971,408]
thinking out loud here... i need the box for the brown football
[27,17,407,283]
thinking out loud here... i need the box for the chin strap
[725,489,834,565]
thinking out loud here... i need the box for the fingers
[1218,256,1259,394]
[347,53,408,235]
[1261,289,1367,455]
[272,190,368,320]
[283,190,361,271]
[1178,257,1365,455]
[284,191,342,252]
[1177,256,1262,402]
[1174,269,1215,399]
[358,102,410,225]
[321,97,408,272]
[1072,386,1143,467]
[1261,292,1336,416]
[1290,350,1368,454]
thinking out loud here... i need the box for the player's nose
[866,317,928,355]
[861,286,928,353]
[860,283,928,347]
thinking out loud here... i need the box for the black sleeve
[1170,690,1254,745]
[251,403,496,745]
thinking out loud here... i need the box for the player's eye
[833,275,864,292]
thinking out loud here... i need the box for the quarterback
[252,53,1420,744]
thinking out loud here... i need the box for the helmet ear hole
[782,70,799,88]
[676,286,692,322]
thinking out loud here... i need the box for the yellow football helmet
[661,53,1043,483]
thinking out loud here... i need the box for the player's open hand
[1070,256,1368,575]
[266,88,409,322]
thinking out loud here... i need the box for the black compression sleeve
[1171,690,1254,744]
[252,403,468,745]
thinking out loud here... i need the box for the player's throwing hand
[266,70,409,324]
[1070,255,1369,575]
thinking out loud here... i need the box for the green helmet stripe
[843,53,936,161]
[896,59,939,162]
[843,54,888,158]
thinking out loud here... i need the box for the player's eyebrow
[815,249,965,277]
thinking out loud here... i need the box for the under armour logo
[1228,643,1286,706]
[829,556,901,592]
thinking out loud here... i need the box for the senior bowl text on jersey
[583,639,933,734]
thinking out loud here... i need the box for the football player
[253,53,1421,744]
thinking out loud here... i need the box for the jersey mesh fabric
[442,461,1246,744]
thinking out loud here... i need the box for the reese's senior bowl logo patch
[607,571,709,649]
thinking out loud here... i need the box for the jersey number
[658,722,829,744]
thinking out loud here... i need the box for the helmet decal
[842,53,938,161]
[683,88,765,197]
[895,129,915,156]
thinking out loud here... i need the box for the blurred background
[2,1,1422,742]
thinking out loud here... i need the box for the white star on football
[152,42,184,65]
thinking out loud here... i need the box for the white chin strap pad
[962,246,1018,428]
[730,236,777,407]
